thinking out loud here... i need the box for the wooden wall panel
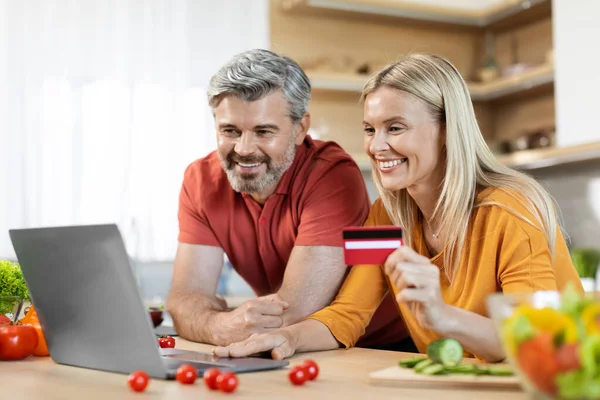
[494,17,553,70]
[270,0,481,79]
[270,0,483,152]
[492,92,555,142]
[270,0,555,156]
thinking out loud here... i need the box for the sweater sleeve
[306,200,392,347]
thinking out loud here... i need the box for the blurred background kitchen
[1,0,600,308]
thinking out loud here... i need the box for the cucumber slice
[427,338,463,367]
[421,364,446,375]
[444,364,477,374]
[473,365,489,375]
[414,359,434,373]
[399,356,428,368]
[484,365,514,376]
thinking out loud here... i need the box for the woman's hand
[384,246,450,333]
[212,329,297,360]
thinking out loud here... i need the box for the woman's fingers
[396,287,440,304]
[384,246,430,274]
[388,262,439,290]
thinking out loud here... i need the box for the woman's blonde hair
[362,53,562,282]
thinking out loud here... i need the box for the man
[166,49,406,350]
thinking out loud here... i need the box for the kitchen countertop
[0,337,530,399]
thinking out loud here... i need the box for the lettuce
[0,260,30,314]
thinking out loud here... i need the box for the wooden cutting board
[369,366,522,390]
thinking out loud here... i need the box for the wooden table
[0,338,530,399]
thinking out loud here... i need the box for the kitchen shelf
[282,0,550,29]
[497,141,600,170]
[308,63,554,102]
[469,63,554,101]
[352,142,600,173]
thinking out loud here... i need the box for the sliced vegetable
[484,365,514,376]
[398,356,427,368]
[420,364,445,375]
[555,343,581,373]
[413,361,513,376]
[427,338,463,367]
[413,359,433,373]
[443,364,478,374]
[517,332,559,396]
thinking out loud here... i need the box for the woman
[212,53,583,362]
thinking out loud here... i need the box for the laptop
[9,224,288,379]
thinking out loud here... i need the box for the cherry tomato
[203,367,222,390]
[0,324,39,361]
[216,371,239,393]
[175,363,198,384]
[0,315,10,325]
[157,335,176,348]
[128,370,150,392]
[301,359,319,381]
[288,365,307,386]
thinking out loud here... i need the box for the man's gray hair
[207,49,311,123]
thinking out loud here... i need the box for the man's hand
[213,329,297,360]
[211,294,289,344]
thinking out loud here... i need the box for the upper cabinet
[282,0,551,29]
[552,0,600,148]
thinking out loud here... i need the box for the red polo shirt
[177,136,406,347]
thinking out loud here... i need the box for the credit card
[342,226,403,266]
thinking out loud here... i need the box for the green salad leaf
[0,260,30,314]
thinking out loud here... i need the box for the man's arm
[167,243,290,346]
[166,243,227,344]
[276,157,371,325]
[277,245,347,325]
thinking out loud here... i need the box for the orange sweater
[308,187,583,356]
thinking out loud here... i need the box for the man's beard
[221,138,297,194]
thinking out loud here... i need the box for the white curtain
[0,0,270,261]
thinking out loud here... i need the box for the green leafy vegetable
[0,260,30,314]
